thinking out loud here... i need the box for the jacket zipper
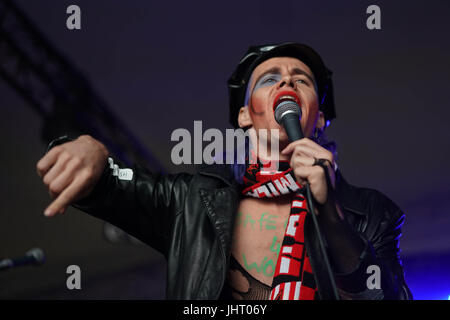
[199,189,227,299]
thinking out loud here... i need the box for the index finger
[281,138,325,155]
[280,138,309,155]
[44,176,85,217]
[36,147,62,177]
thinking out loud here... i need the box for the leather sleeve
[46,136,193,257]
[73,156,193,257]
[367,203,413,300]
[335,192,413,300]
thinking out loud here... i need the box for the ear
[316,110,326,131]
[238,106,253,128]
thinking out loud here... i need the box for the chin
[277,129,288,141]
[273,129,290,148]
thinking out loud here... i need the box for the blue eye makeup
[244,70,313,107]
[253,73,281,91]
[253,73,310,92]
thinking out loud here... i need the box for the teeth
[276,95,296,103]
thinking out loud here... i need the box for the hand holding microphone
[274,94,335,205]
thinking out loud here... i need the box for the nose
[278,75,296,89]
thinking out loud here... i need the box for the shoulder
[335,170,405,231]
[194,163,240,188]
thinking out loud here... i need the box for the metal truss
[0,0,164,171]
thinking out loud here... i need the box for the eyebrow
[252,66,316,88]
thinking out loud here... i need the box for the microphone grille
[26,248,45,265]
[274,100,301,124]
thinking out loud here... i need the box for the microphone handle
[281,113,304,141]
[12,255,36,267]
[0,256,37,271]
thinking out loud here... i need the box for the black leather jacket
[71,154,412,300]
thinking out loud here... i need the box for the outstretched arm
[37,135,192,255]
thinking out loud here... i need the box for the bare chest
[229,195,293,288]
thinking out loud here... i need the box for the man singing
[36,42,412,300]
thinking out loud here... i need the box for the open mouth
[272,91,301,111]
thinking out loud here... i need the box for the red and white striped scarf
[242,160,317,300]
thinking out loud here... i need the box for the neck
[249,135,291,163]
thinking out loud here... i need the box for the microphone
[274,99,303,141]
[0,248,45,271]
